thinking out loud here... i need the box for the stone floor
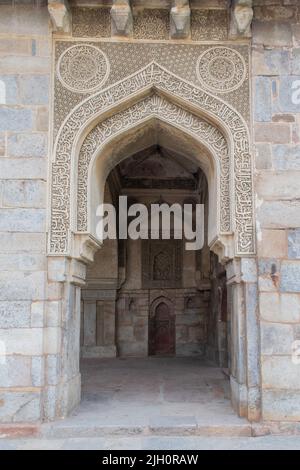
[41,357,250,439]
[1,357,300,449]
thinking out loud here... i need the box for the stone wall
[0,6,51,422]
[253,0,300,421]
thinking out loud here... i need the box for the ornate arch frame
[46,62,260,423]
[49,62,255,260]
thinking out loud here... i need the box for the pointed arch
[49,62,254,258]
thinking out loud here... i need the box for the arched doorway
[149,298,175,357]
[46,65,259,423]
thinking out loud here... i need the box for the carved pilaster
[229,0,253,39]
[170,0,191,39]
[48,0,72,33]
[111,0,133,38]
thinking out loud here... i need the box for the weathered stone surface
[31,356,44,387]
[0,356,31,387]
[262,356,300,389]
[7,133,47,158]
[0,271,46,301]
[257,229,287,258]
[2,180,46,208]
[0,156,46,180]
[31,301,45,328]
[44,327,62,355]
[0,391,41,423]
[261,322,294,355]
[0,134,4,156]
[257,201,300,229]
[252,48,290,76]
[18,75,49,105]
[0,108,33,132]
[0,301,31,328]
[254,5,296,22]
[272,145,300,170]
[292,49,300,75]
[0,328,43,355]
[272,114,295,123]
[288,229,300,259]
[0,6,49,35]
[46,355,61,385]
[281,261,300,292]
[0,254,46,272]
[0,208,45,232]
[254,77,272,122]
[245,283,260,388]
[0,75,18,105]
[0,38,31,56]
[260,292,300,323]
[241,258,257,283]
[262,390,300,421]
[277,75,300,113]
[255,143,272,170]
[0,232,46,254]
[36,107,49,132]
[254,123,291,143]
[253,21,293,47]
[46,301,61,327]
[256,172,300,199]
[0,56,50,74]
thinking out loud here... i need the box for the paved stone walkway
[0,435,300,450]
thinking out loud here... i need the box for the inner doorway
[149,299,175,356]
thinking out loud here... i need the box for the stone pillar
[42,256,85,420]
[226,258,261,421]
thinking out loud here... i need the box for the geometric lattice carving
[196,47,246,94]
[50,62,254,256]
[142,239,182,289]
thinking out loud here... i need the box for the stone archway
[45,62,260,424]
[49,62,255,259]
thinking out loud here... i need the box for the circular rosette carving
[196,47,246,94]
[57,44,110,93]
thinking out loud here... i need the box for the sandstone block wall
[253,0,300,421]
[0,5,51,423]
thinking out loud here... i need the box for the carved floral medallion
[196,47,246,94]
[57,44,110,93]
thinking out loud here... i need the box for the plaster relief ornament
[57,44,110,93]
[196,46,246,94]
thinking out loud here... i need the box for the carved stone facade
[1,1,300,432]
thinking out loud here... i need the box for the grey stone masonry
[253,0,300,423]
[0,4,50,424]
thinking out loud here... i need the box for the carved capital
[48,0,71,33]
[111,0,133,38]
[229,0,253,39]
[170,0,191,39]
[209,235,235,265]
[72,233,102,265]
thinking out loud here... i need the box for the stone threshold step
[40,423,252,439]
